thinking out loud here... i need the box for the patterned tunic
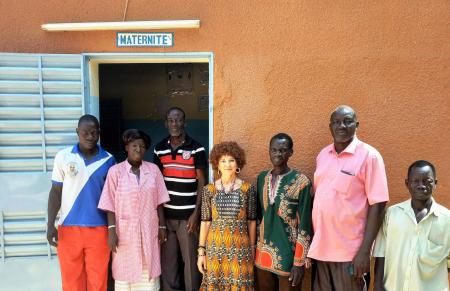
[254,170,313,276]
[200,182,257,291]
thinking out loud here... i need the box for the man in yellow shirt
[373,160,450,291]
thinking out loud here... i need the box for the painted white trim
[84,52,212,63]
[208,53,214,182]
[37,56,46,172]
[80,55,86,114]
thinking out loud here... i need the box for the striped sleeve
[193,145,207,169]
[153,149,163,171]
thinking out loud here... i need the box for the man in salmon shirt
[308,105,389,291]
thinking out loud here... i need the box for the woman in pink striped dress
[99,129,170,291]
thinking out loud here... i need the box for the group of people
[46,105,450,291]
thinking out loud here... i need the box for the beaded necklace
[219,178,236,194]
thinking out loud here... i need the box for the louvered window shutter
[0,53,84,259]
[0,53,84,172]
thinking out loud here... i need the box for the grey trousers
[160,219,201,291]
[313,261,367,291]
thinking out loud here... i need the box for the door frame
[82,52,214,177]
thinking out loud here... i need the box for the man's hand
[288,266,305,287]
[354,202,385,278]
[186,210,200,234]
[352,249,370,278]
[46,184,62,247]
[158,228,167,244]
[108,228,119,253]
[46,224,58,247]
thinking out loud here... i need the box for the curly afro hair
[209,141,246,171]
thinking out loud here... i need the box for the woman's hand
[197,255,207,275]
[108,227,119,253]
[158,228,167,244]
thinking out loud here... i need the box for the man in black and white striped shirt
[153,107,207,291]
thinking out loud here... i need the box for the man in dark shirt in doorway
[153,107,207,291]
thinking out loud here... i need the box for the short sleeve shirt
[373,199,450,291]
[52,144,115,226]
[255,170,313,275]
[153,135,207,220]
[308,137,389,261]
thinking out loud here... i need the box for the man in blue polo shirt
[46,114,115,291]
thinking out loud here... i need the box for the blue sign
[116,32,174,47]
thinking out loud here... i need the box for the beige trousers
[115,268,160,291]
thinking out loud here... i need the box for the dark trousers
[255,267,302,291]
[313,261,368,291]
[161,219,201,291]
[107,253,114,291]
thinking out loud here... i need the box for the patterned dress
[200,182,257,291]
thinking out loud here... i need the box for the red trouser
[57,226,110,291]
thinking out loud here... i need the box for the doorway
[84,53,213,169]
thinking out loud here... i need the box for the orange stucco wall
[1,0,449,289]
[1,0,449,204]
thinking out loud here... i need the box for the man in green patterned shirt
[254,133,313,291]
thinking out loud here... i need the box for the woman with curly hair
[197,141,257,291]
